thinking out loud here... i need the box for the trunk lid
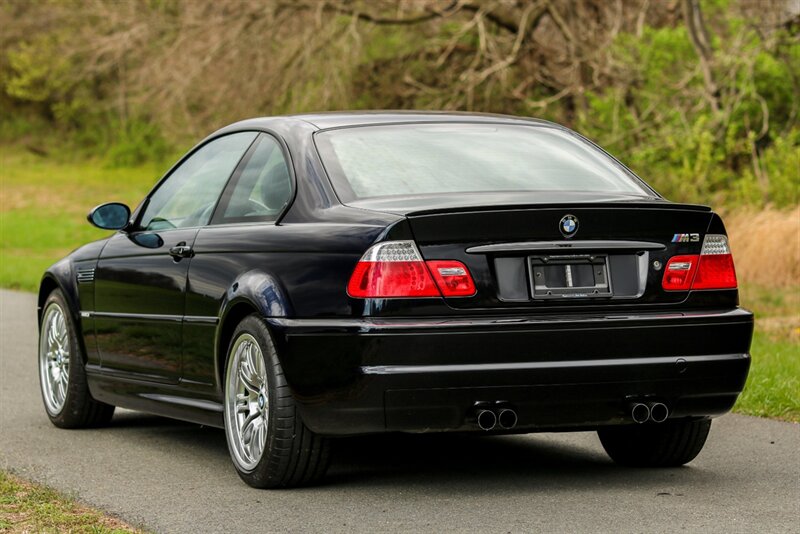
[402,201,715,311]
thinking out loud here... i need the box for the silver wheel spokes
[225,334,268,471]
[39,303,69,415]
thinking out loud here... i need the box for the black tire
[38,288,115,428]
[223,314,330,488]
[598,419,712,467]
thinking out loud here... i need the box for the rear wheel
[223,315,330,488]
[598,419,711,467]
[38,289,115,428]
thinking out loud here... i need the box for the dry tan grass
[725,206,800,288]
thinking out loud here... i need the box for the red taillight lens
[662,255,699,291]
[427,260,476,297]
[662,234,737,291]
[693,253,737,289]
[347,241,476,298]
[347,260,439,298]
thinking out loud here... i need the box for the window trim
[209,132,296,226]
[130,131,260,233]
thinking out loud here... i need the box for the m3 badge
[671,233,700,243]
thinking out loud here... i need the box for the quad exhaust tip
[649,402,669,423]
[475,404,518,431]
[630,402,651,424]
[629,401,669,423]
[497,408,518,430]
[476,409,497,431]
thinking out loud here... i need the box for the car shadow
[106,410,714,491]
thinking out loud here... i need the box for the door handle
[169,243,193,260]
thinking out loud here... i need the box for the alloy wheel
[224,333,269,472]
[39,302,70,415]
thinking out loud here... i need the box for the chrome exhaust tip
[649,402,669,423]
[497,408,518,430]
[476,409,497,431]
[630,402,651,424]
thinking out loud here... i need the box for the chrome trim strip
[361,353,748,375]
[268,308,752,331]
[85,311,218,324]
[183,316,220,325]
[466,240,666,254]
[92,311,182,322]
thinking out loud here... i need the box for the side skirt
[86,366,224,428]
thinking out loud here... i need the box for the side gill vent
[76,268,96,284]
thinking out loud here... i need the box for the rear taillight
[662,234,737,291]
[347,241,476,298]
[693,235,738,289]
[662,255,699,291]
[427,260,477,297]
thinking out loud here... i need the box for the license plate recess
[529,254,612,299]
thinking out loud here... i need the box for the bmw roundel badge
[560,214,579,237]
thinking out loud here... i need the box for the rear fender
[214,270,294,386]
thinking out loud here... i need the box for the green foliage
[0,1,796,207]
[576,22,798,207]
[104,119,172,167]
[5,35,74,103]
[1,13,173,166]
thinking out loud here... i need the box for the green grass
[0,146,797,422]
[736,284,800,422]
[1,147,164,291]
[0,470,141,533]
[735,331,799,422]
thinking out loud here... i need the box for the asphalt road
[1,289,798,533]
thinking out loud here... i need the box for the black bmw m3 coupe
[38,112,753,488]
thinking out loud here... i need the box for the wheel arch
[214,270,294,391]
[38,260,80,327]
[38,275,61,325]
[38,261,92,365]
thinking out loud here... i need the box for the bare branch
[682,0,720,113]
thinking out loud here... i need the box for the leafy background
[1,0,797,206]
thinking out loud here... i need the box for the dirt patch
[0,185,75,213]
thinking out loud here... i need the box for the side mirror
[87,202,131,230]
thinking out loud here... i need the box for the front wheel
[223,315,330,488]
[38,289,115,428]
[598,419,712,467]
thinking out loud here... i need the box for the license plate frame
[529,254,613,299]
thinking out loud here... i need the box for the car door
[93,132,258,383]
[181,133,294,388]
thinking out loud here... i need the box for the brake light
[661,234,737,291]
[347,241,476,298]
[693,235,737,289]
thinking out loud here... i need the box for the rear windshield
[314,123,652,201]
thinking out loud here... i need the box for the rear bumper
[267,308,753,435]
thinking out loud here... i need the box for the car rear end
[273,118,753,437]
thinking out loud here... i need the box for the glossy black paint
[38,112,754,435]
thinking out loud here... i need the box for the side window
[215,134,292,223]
[138,132,257,231]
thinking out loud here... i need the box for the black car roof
[227,111,556,131]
